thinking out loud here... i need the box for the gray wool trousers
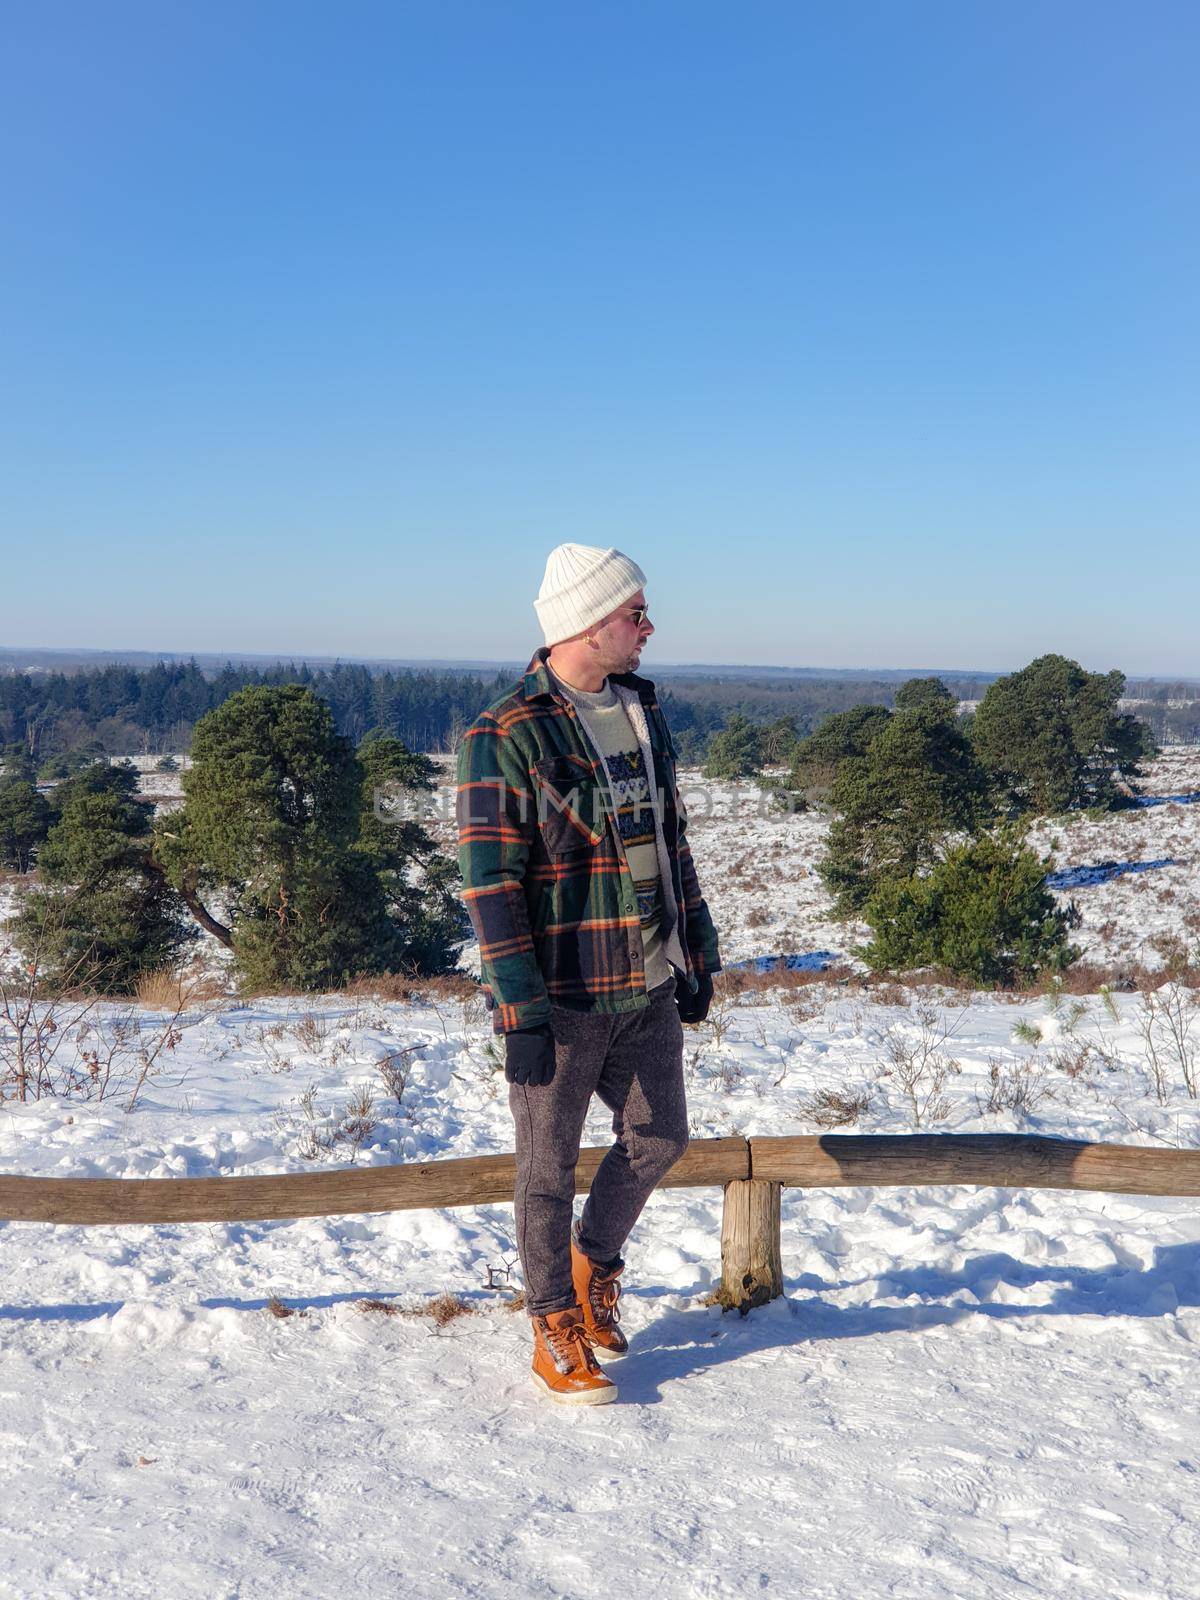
[508,977,689,1318]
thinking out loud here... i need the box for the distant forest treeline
[1121,682,1200,745]
[1,659,1197,765]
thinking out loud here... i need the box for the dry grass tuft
[424,1291,475,1327]
[356,1291,477,1326]
[715,963,856,1002]
[699,1285,744,1313]
[411,973,482,1004]
[1028,959,1200,995]
[801,1086,872,1128]
[135,965,228,1010]
[343,972,421,1002]
[344,971,480,1004]
[265,1296,301,1319]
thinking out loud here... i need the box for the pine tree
[778,704,892,809]
[355,733,469,973]
[13,762,192,990]
[0,778,51,872]
[703,714,764,779]
[819,704,986,916]
[1,744,36,784]
[860,830,1079,985]
[971,654,1151,813]
[894,676,956,714]
[156,687,465,990]
[759,715,801,766]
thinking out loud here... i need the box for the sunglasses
[626,605,650,627]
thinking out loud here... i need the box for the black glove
[676,972,714,1025]
[504,1024,556,1086]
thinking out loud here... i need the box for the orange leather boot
[530,1307,618,1405]
[571,1227,629,1357]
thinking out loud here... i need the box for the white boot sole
[531,1372,618,1406]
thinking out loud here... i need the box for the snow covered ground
[3,748,1200,1597]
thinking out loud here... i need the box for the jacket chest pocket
[533,754,606,855]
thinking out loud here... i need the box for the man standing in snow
[456,544,721,1405]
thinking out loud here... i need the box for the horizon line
[1,643,1198,684]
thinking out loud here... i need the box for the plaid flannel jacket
[456,649,721,1033]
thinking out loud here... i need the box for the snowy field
[3,749,1200,1597]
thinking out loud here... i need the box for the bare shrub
[705,992,736,1047]
[0,971,102,1104]
[290,1011,329,1052]
[867,981,909,1007]
[745,906,770,928]
[1149,933,1200,987]
[714,1057,744,1093]
[977,1054,1055,1117]
[482,1255,520,1293]
[337,1084,378,1152]
[250,1019,294,1074]
[376,1043,423,1104]
[1136,984,1199,1102]
[77,1009,188,1110]
[1,933,197,1108]
[877,1000,965,1127]
[1048,1039,1116,1082]
[277,1082,379,1160]
[801,1086,872,1128]
[779,989,823,1024]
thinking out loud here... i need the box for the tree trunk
[175,867,234,948]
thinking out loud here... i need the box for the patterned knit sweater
[549,668,673,991]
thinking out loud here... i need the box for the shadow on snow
[1045,857,1182,890]
[1131,792,1200,809]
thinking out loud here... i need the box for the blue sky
[2,2,1197,674]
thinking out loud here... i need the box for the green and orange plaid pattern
[456,650,721,1033]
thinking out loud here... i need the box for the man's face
[591,589,653,675]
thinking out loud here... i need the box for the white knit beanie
[534,543,647,646]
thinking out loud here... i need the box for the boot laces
[589,1271,622,1327]
[542,1315,600,1376]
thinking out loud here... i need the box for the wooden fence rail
[3,1134,1198,1312]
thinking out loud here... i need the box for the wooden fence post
[719,1178,783,1314]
